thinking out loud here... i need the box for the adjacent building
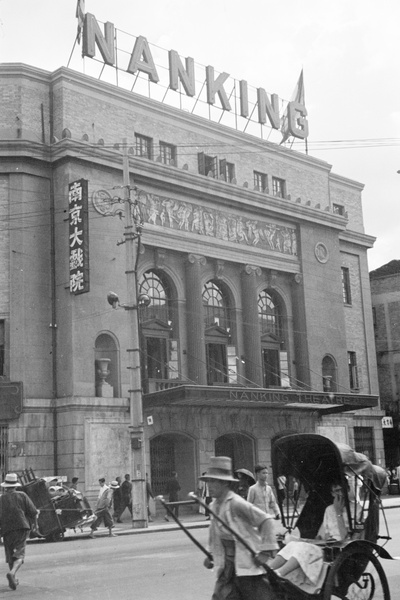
[370,260,400,467]
[0,62,384,504]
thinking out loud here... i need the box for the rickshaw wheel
[322,546,390,600]
[45,531,65,543]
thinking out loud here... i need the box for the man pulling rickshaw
[178,434,394,600]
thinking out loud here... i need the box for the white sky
[1,0,399,271]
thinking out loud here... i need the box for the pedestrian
[119,473,133,520]
[146,473,154,522]
[235,468,256,500]
[197,472,212,519]
[247,464,280,557]
[113,476,122,522]
[0,472,39,590]
[292,477,299,504]
[164,471,181,521]
[276,474,287,504]
[89,479,118,538]
[200,456,275,600]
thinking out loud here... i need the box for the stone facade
[0,63,384,507]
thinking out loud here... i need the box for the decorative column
[185,254,207,384]
[241,265,263,388]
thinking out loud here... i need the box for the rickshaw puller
[201,457,275,600]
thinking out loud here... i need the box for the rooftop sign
[78,12,308,143]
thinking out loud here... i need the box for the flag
[280,69,305,144]
[76,0,86,44]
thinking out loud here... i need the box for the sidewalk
[64,493,400,541]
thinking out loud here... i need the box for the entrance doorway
[215,433,255,472]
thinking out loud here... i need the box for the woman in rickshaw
[267,480,362,591]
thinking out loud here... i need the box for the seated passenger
[267,482,361,592]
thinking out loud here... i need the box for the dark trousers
[118,498,132,517]
[212,540,274,600]
[91,507,113,530]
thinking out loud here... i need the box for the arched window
[322,355,337,393]
[138,270,178,393]
[258,290,280,336]
[203,280,231,385]
[202,280,229,330]
[139,271,170,325]
[94,333,120,397]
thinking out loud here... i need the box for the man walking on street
[165,471,181,520]
[113,476,122,522]
[0,473,39,590]
[89,479,118,538]
[200,457,275,600]
[247,465,280,557]
[119,474,133,520]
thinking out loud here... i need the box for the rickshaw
[182,434,393,600]
[17,469,95,542]
[267,433,393,599]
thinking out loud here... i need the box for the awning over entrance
[143,385,378,415]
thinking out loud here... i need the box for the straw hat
[199,457,238,482]
[235,468,256,485]
[109,480,120,489]
[1,473,21,488]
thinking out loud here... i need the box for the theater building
[0,61,384,503]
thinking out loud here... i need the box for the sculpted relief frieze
[143,192,298,256]
[92,189,298,257]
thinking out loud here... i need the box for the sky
[0,0,399,271]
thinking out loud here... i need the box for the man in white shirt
[247,465,280,557]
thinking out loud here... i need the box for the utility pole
[122,138,147,529]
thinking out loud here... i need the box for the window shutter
[227,345,237,384]
[279,351,290,388]
[198,152,206,175]
[219,159,227,181]
[168,339,179,379]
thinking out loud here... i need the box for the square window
[198,152,218,177]
[219,160,235,183]
[254,171,268,192]
[333,203,345,216]
[159,142,177,165]
[272,177,286,198]
[135,134,153,159]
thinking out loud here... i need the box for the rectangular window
[272,177,286,198]
[254,171,268,192]
[219,159,235,183]
[353,427,375,462]
[341,267,352,305]
[333,203,345,216]
[135,134,153,159]
[206,343,228,384]
[348,351,359,390]
[198,152,218,177]
[262,348,280,388]
[159,142,177,166]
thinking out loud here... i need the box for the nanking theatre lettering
[229,390,349,405]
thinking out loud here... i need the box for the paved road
[1,507,399,599]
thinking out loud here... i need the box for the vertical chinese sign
[69,179,90,294]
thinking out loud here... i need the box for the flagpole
[67,37,78,69]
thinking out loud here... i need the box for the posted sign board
[69,179,90,294]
